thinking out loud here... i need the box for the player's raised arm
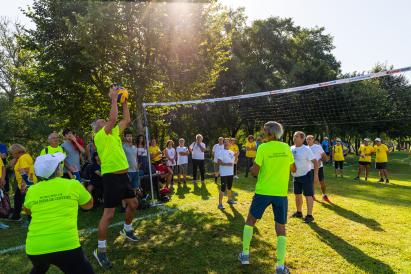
[105,85,119,135]
[119,97,131,134]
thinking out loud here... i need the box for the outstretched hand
[108,85,117,100]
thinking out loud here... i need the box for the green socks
[276,235,286,267]
[242,225,254,255]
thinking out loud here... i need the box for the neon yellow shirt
[359,145,374,162]
[24,178,91,255]
[14,153,37,189]
[149,145,162,162]
[254,141,294,196]
[245,141,257,158]
[40,145,65,171]
[374,144,388,163]
[94,125,129,175]
[333,145,345,161]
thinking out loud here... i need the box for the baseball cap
[364,138,371,142]
[34,152,66,179]
[336,138,342,142]
[375,138,381,142]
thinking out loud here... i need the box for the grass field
[1,152,411,274]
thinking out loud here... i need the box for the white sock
[98,240,107,249]
[124,223,133,232]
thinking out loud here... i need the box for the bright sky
[1,0,410,80]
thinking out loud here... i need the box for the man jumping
[92,85,139,269]
[239,121,295,274]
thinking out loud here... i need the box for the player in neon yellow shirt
[91,84,139,269]
[354,138,374,181]
[24,152,94,273]
[239,121,296,274]
[244,135,257,178]
[9,144,37,222]
[373,138,389,183]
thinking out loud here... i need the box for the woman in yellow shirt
[149,138,162,164]
[9,144,37,221]
[332,138,345,178]
[244,135,257,178]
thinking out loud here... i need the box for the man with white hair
[212,137,225,183]
[354,138,374,181]
[306,135,331,203]
[373,138,389,183]
[291,131,319,224]
[189,134,206,184]
[239,121,295,274]
[91,85,139,269]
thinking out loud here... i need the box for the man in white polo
[212,137,225,183]
[189,134,206,184]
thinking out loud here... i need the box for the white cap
[364,138,371,142]
[34,152,66,179]
[375,138,381,142]
[336,138,342,142]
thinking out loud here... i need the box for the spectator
[136,135,148,165]
[321,137,330,161]
[149,138,162,164]
[163,140,176,187]
[332,138,345,178]
[87,153,103,207]
[176,138,189,184]
[229,138,240,179]
[85,134,96,163]
[189,134,206,184]
[40,132,65,175]
[217,138,236,210]
[62,128,85,181]
[123,131,140,191]
[244,135,257,178]
[0,143,10,193]
[24,152,94,273]
[354,138,374,181]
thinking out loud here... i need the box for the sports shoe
[218,204,225,210]
[291,211,303,218]
[378,178,384,183]
[322,195,331,203]
[120,228,139,242]
[234,175,239,179]
[93,249,113,269]
[385,179,389,184]
[276,266,290,274]
[227,199,237,205]
[303,215,314,223]
[354,176,359,180]
[238,252,250,265]
[8,216,22,222]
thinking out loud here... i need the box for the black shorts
[316,167,324,181]
[249,194,288,224]
[334,161,344,170]
[102,173,136,208]
[359,161,371,166]
[220,175,233,192]
[293,171,314,196]
[376,162,387,170]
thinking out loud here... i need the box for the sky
[1,0,410,80]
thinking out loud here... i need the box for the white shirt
[190,142,206,160]
[137,147,147,157]
[212,143,225,163]
[291,145,315,177]
[309,144,325,168]
[165,147,176,166]
[218,149,235,177]
[176,146,189,165]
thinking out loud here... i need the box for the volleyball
[116,87,129,104]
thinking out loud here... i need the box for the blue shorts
[128,172,140,189]
[293,171,314,196]
[249,194,288,224]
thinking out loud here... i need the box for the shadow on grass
[80,208,276,274]
[320,202,384,231]
[175,182,191,199]
[308,222,395,274]
[192,182,211,200]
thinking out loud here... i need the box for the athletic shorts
[359,161,371,166]
[334,161,344,170]
[249,194,288,224]
[128,172,140,189]
[376,162,387,170]
[102,173,136,208]
[220,175,233,192]
[293,171,314,196]
[178,164,188,175]
[312,167,324,181]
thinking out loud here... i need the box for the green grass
[1,152,411,273]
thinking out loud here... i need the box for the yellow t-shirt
[254,141,294,196]
[40,145,65,171]
[0,157,4,179]
[14,153,38,189]
[229,144,239,163]
[24,178,91,255]
[245,141,257,158]
[374,144,388,163]
[359,145,374,162]
[333,145,345,161]
[149,145,162,163]
[94,125,129,175]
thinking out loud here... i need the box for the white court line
[0,197,217,255]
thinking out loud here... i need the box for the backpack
[0,190,11,218]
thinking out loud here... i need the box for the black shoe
[385,179,389,184]
[304,215,314,223]
[93,249,113,269]
[291,211,303,218]
[354,176,359,180]
[378,178,384,183]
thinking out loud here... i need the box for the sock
[124,223,133,232]
[98,240,107,252]
[276,236,286,267]
[242,225,254,255]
